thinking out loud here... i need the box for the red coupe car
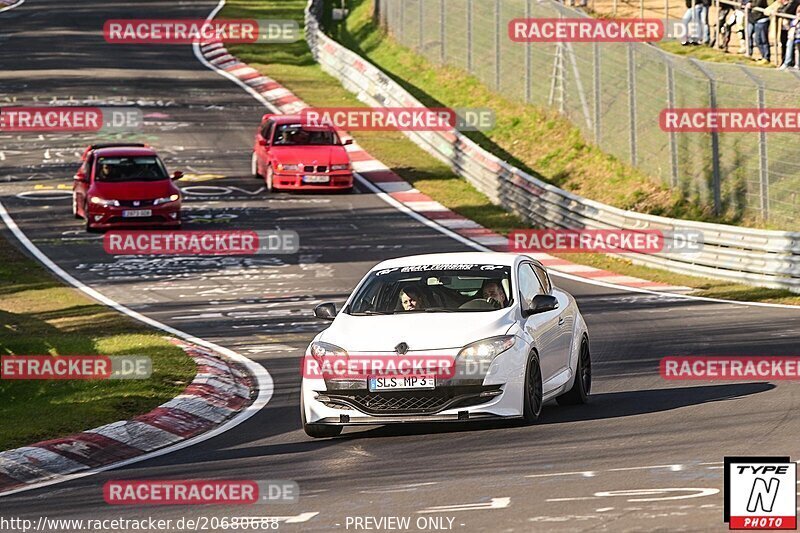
[251,114,354,192]
[72,143,183,232]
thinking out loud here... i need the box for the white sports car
[300,252,591,438]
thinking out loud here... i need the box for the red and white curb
[197,39,691,295]
[0,339,254,494]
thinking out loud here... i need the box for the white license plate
[368,376,435,391]
[302,175,330,184]
[122,209,152,218]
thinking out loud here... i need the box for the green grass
[220,0,800,305]
[0,233,196,451]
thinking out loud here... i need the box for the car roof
[270,115,336,129]
[371,252,538,270]
[92,146,158,157]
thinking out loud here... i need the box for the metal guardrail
[305,0,800,292]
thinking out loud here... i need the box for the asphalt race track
[2,1,800,531]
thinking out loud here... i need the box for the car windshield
[346,264,513,315]
[95,156,169,182]
[272,124,338,146]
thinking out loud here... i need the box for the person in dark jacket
[778,0,800,62]
[748,0,771,62]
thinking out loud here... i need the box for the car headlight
[89,196,120,207]
[277,163,301,171]
[330,163,350,171]
[458,335,516,360]
[310,341,347,361]
[153,194,180,205]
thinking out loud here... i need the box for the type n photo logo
[725,456,797,530]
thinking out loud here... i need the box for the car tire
[265,165,274,192]
[251,152,262,180]
[522,351,543,424]
[556,337,591,406]
[301,394,342,438]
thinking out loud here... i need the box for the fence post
[740,66,770,221]
[418,0,424,51]
[665,59,679,187]
[525,0,532,103]
[664,0,670,31]
[467,0,473,72]
[627,43,638,167]
[399,0,405,44]
[593,42,601,145]
[495,0,501,90]
[440,0,445,64]
[689,59,722,216]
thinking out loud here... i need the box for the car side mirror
[258,137,269,147]
[74,172,88,183]
[343,139,353,146]
[314,303,337,320]
[522,294,559,317]
[172,171,184,181]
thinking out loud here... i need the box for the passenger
[399,286,426,311]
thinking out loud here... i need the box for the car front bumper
[273,171,353,190]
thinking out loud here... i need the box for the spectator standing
[681,0,709,44]
[748,0,771,62]
[779,4,800,68]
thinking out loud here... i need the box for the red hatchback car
[72,143,183,232]
[251,114,354,192]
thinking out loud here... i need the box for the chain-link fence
[374,0,800,227]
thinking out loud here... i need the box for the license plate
[368,376,435,391]
[122,209,152,218]
[302,175,330,184]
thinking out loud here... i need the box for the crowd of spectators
[680,0,800,68]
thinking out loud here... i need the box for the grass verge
[221,0,800,305]
[0,231,196,451]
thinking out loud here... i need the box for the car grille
[303,165,327,173]
[118,199,155,207]
[320,385,502,415]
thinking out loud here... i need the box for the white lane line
[0,198,272,492]
[595,507,615,512]
[191,1,279,115]
[418,497,510,513]
[608,464,684,472]
[526,471,596,478]
[0,0,23,14]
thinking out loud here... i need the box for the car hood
[270,145,349,166]
[319,309,516,352]
[91,180,177,200]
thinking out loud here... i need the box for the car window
[532,264,552,294]
[518,263,545,308]
[260,119,274,140]
[94,156,169,182]
[346,264,513,314]
[272,124,338,146]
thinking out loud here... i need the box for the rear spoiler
[89,142,146,150]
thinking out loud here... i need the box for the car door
[532,263,573,375]
[518,262,563,387]
[255,119,274,173]
[73,154,92,214]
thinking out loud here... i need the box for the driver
[399,286,426,311]
[481,280,507,308]
[99,163,112,179]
